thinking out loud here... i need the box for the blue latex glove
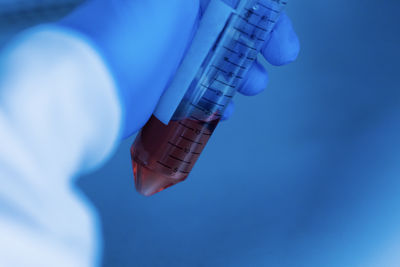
[60,0,300,138]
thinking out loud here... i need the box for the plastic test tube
[131,0,288,196]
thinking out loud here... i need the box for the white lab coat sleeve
[0,25,122,267]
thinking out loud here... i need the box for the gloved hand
[60,0,300,138]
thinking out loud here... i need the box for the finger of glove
[222,60,268,121]
[221,101,235,121]
[238,60,269,96]
[200,0,238,15]
[262,12,300,66]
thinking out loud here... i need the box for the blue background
[78,1,400,266]
[1,0,400,266]
[80,0,400,267]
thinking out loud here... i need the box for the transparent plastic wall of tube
[173,0,286,122]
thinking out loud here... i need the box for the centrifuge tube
[131,0,288,196]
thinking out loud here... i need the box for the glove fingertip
[221,101,235,121]
[263,12,300,66]
[239,60,269,96]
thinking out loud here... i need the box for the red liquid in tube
[131,115,219,196]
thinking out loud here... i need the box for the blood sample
[131,115,219,196]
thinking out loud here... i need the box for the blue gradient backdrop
[74,1,400,266]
